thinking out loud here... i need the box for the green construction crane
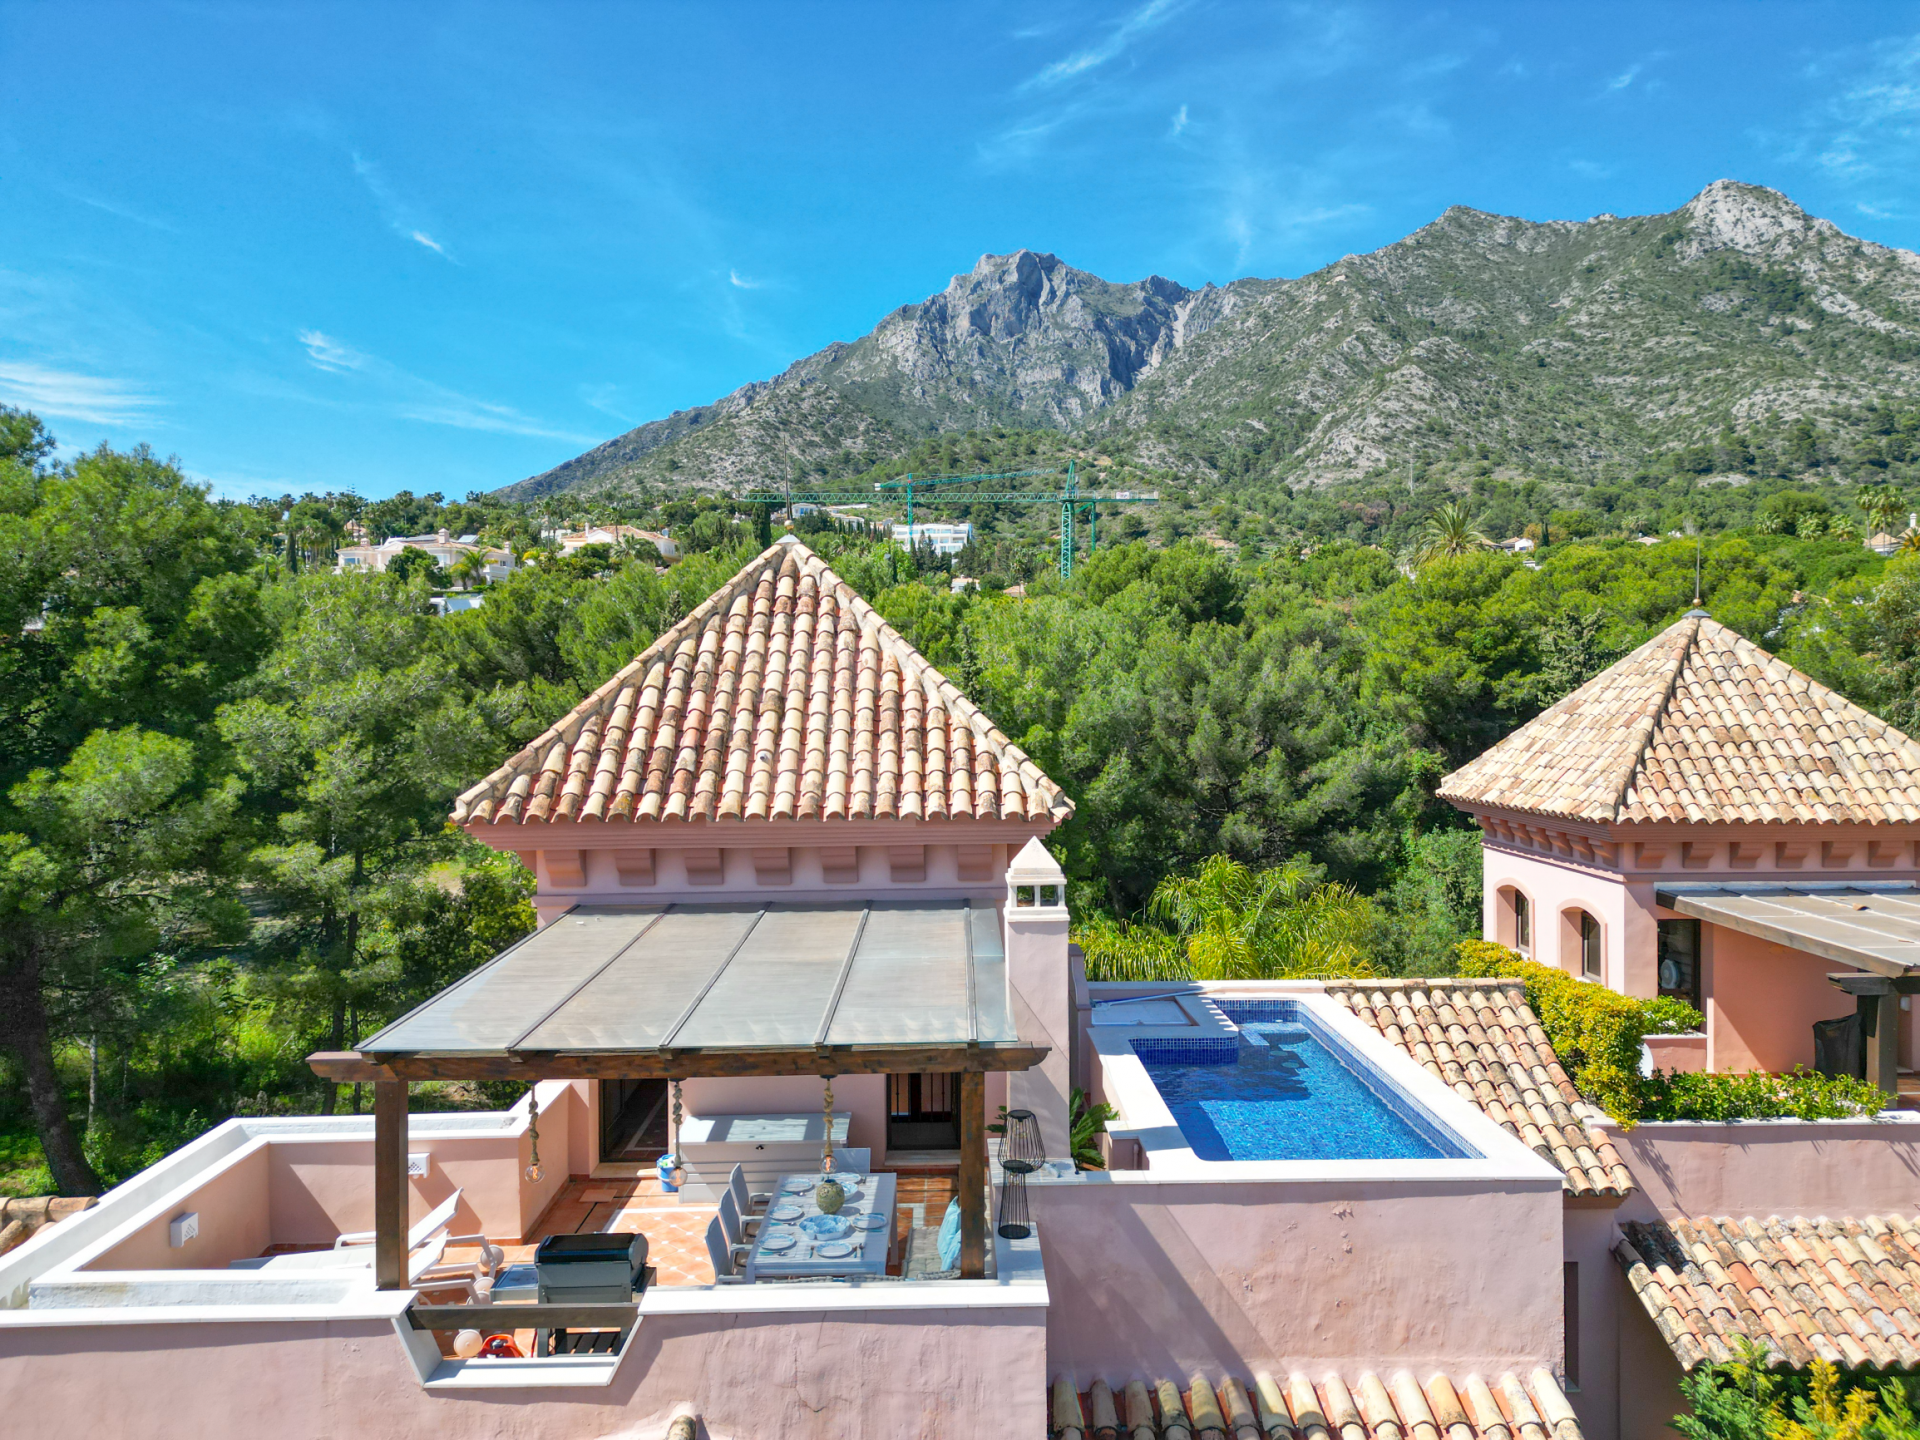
[730,461,1157,578]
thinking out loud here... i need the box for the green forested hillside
[507,182,1920,531]
[3,402,1918,1196]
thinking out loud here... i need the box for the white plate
[856,1212,888,1231]
[816,1241,856,1260]
[782,1180,814,1194]
[758,1230,797,1253]
[828,1174,864,1188]
[768,1203,804,1221]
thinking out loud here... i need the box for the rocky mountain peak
[502,181,1919,502]
[1680,179,1825,258]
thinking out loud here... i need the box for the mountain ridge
[500,181,1920,501]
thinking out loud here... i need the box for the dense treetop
[2,401,1917,1195]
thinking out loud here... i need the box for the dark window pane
[1658,919,1701,1009]
[1515,892,1531,951]
[1580,912,1601,979]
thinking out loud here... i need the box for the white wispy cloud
[579,383,634,424]
[351,152,455,260]
[1170,104,1190,137]
[293,330,591,442]
[298,329,368,373]
[1602,51,1667,96]
[1796,34,1920,181]
[729,268,762,289]
[1022,0,1185,91]
[54,187,177,233]
[0,361,158,426]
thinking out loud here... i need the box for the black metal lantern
[997,1108,1046,1174]
[996,1171,1033,1240]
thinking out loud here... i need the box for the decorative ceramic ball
[814,1178,846,1214]
[453,1329,485,1359]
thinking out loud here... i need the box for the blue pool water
[1132,1002,1467,1162]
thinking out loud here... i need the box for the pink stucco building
[6,555,1920,1439]
[1440,610,1920,1088]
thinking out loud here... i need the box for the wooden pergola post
[958,1069,987,1278]
[1827,972,1920,1100]
[373,1079,409,1289]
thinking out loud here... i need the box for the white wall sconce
[407,1153,432,1177]
[168,1211,199,1248]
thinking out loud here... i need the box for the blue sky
[5,2,1920,500]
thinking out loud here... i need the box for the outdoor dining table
[743,1170,897,1281]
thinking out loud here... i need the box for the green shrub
[1454,939,1704,1124]
[1641,995,1708,1035]
[1678,1348,1920,1439]
[1642,1067,1885,1122]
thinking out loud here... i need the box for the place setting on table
[745,1168,896,1280]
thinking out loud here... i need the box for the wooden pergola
[1659,884,1920,1095]
[307,899,1045,1286]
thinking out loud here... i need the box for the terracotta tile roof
[1437,613,1920,826]
[1049,1367,1582,1438]
[1325,980,1633,1198]
[452,538,1072,828]
[1618,1214,1920,1371]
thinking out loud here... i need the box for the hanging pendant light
[524,1087,543,1184]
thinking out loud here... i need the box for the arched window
[1579,911,1602,980]
[1497,886,1534,954]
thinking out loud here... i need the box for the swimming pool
[1131,1000,1468,1163]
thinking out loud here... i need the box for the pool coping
[1088,981,1565,1186]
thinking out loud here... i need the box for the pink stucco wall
[1704,925,1860,1074]
[1643,1033,1707,1073]
[271,1087,575,1246]
[1561,1205,1623,1440]
[87,1089,583,1271]
[1030,1176,1563,1378]
[1480,845,1651,994]
[0,1306,1046,1440]
[1478,840,1895,1077]
[1607,1118,1920,1219]
[1006,904,1073,1155]
[1617,1277,1689,1440]
[86,1144,273,1272]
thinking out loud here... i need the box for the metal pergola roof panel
[667,905,866,1050]
[357,899,1016,1058]
[517,905,764,1051]
[1656,884,1920,978]
[825,903,1009,1045]
[362,906,669,1054]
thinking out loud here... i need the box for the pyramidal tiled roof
[1438,613,1920,826]
[452,538,1072,828]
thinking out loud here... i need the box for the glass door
[599,1078,669,1163]
[887,1072,959,1150]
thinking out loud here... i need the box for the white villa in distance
[5,539,1920,1440]
[890,520,975,555]
[336,528,516,582]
